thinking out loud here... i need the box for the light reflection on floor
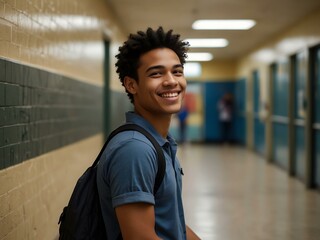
[178,143,320,240]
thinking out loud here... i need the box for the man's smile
[160,91,180,98]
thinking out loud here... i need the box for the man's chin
[168,108,181,114]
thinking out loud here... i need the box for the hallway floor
[178,144,320,240]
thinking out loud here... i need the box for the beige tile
[0,19,12,42]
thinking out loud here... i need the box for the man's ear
[124,76,137,94]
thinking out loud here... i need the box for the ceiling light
[184,63,202,77]
[192,19,256,30]
[185,38,228,48]
[186,53,213,61]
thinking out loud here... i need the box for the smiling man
[97,27,201,240]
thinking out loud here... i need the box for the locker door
[271,61,289,169]
[253,71,265,155]
[313,47,320,187]
[204,81,235,142]
[293,50,308,180]
[234,79,246,144]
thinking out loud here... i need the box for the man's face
[131,48,187,118]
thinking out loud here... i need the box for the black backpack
[58,123,166,240]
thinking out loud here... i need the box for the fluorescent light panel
[184,62,202,77]
[186,52,213,62]
[186,38,228,48]
[192,19,256,30]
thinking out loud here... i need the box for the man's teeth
[161,92,178,98]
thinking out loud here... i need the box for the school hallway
[179,144,320,240]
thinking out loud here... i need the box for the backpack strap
[93,123,166,194]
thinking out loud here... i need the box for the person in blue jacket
[97,27,201,240]
[177,103,189,143]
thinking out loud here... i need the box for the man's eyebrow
[173,64,184,69]
[145,64,184,73]
[146,65,164,73]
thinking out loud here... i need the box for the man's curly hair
[115,27,189,103]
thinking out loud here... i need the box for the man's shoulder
[110,129,155,147]
[106,130,157,160]
[98,130,158,174]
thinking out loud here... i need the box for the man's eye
[173,70,184,76]
[149,72,162,77]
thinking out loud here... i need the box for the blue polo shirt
[97,112,187,240]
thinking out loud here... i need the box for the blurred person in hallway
[177,101,189,143]
[97,27,201,240]
[218,93,234,143]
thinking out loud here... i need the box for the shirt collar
[125,111,177,148]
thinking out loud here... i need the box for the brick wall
[0,58,103,170]
[0,0,124,86]
[0,0,126,239]
[0,58,104,240]
[0,134,103,240]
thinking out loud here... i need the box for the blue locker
[203,80,246,144]
[253,70,265,155]
[234,79,246,145]
[313,47,320,187]
[204,81,235,142]
[272,61,289,169]
[293,51,308,180]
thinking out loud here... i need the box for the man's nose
[163,73,178,86]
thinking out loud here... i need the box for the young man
[97,27,201,240]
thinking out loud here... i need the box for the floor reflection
[179,144,320,240]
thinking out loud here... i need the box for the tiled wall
[0,134,103,240]
[0,57,105,240]
[0,0,125,239]
[0,58,103,170]
[0,0,124,86]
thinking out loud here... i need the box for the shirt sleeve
[106,138,158,208]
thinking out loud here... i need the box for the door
[271,61,289,169]
[312,46,320,188]
[293,50,308,181]
[234,78,246,145]
[253,70,265,155]
[204,81,235,142]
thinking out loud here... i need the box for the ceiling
[105,0,320,61]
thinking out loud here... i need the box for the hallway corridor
[179,144,320,240]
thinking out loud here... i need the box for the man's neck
[134,109,171,139]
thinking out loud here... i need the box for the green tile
[5,84,20,106]
[0,147,4,169]
[21,142,31,160]
[12,63,24,85]
[39,70,48,88]
[0,60,104,169]
[12,144,21,165]
[19,107,30,123]
[3,146,11,168]
[0,108,5,126]
[0,59,5,82]
[20,125,30,142]
[23,87,31,105]
[0,127,4,146]
[3,126,20,145]
[5,61,12,83]
[0,83,5,105]
[29,68,42,88]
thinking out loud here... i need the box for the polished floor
[178,144,320,240]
